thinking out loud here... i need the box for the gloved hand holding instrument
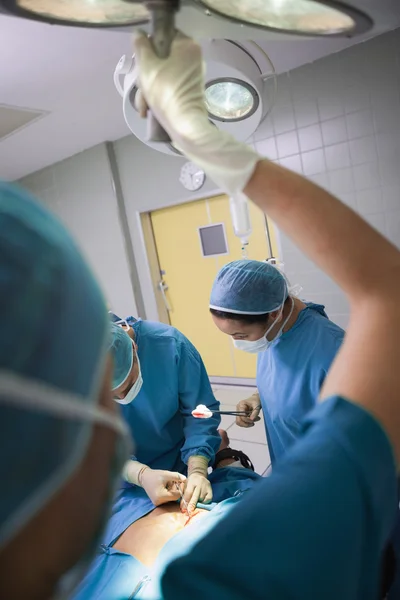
[236,393,262,428]
[184,455,212,514]
[123,459,186,506]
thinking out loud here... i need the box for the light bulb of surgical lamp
[205,78,258,122]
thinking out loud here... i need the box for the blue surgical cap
[210,260,288,315]
[0,181,109,548]
[110,323,133,390]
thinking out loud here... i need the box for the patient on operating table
[73,430,260,600]
[114,493,208,567]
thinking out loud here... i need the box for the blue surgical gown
[389,502,400,598]
[257,302,344,463]
[109,315,221,512]
[162,396,398,600]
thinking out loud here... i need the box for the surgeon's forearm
[244,160,400,304]
[188,455,209,477]
[122,459,149,486]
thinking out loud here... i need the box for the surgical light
[115,40,275,157]
[197,0,372,36]
[205,79,259,122]
[0,0,150,26]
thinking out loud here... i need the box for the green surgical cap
[0,181,109,548]
[110,323,134,390]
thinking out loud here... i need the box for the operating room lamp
[114,39,276,155]
[0,1,372,36]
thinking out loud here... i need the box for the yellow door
[150,195,279,379]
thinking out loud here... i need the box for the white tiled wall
[19,144,136,316]
[252,29,400,330]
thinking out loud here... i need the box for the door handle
[158,279,171,312]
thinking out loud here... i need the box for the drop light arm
[246,41,278,126]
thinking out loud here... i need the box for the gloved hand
[184,473,212,513]
[183,455,212,513]
[236,393,261,428]
[133,32,260,197]
[122,459,186,506]
[140,468,187,507]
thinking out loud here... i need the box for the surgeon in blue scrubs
[131,30,400,599]
[108,314,221,512]
[210,259,344,464]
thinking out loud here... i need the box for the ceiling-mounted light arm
[246,41,278,126]
[119,39,270,157]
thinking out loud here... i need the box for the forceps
[187,407,262,418]
[212,407,262,417]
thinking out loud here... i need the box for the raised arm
[134,32,400,466]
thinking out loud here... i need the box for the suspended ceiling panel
[0,103,47,140]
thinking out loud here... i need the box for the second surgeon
[109,317,221,514]
[210,259,344,464]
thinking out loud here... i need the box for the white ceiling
[1,0,400,181]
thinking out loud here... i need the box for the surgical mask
[0,370,132,599]
[234,297,294,354]
[114,353,143,405]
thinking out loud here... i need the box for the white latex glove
[134,31,260,197]
[122,459,186,506]
[236,393,261,428]
[140,467,187,507]
[184,473,212,513]
[184,455,212,512]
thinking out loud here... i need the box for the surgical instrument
[214,408,261,416]
[175,481,190,515]
[190,404,262,419]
